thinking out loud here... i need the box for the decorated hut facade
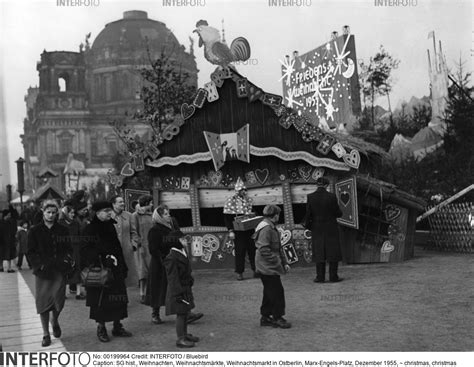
[137,66,402,268]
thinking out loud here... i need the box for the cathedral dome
[91,11,182,57]
[87,10,197,113]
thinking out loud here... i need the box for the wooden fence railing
[426,202,473,253]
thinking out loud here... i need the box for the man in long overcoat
[110,195,139,288]
[304,177,343,283]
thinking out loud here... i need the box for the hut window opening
[356,204,390,246]
[198,188,233,228]
[159,190,193,228]
[292,203,306,226]
[200,208,226,227]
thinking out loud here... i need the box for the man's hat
[74,201,88,212]
[315,177,330,187]
[91,201,113,212]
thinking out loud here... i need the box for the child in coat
[162,230,200,348]
[16,220,30,270]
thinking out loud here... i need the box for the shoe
[253,271,260,278]
[260,316,276,327]
[152,314,164,324]
[17,266,22,271]
[274,317,292,329]
[52,324,61,338]
[236,273,244,281]
[313,278,325,283]
[42,335,51,347]
[97,325,110,342]
[76,294,86,300]
[187,312,203,324]
[330,277,344,283]
[185,334,200,342]
[7,269,15,273]
[112,324,132,337]
[0,269,4,272]
[176,337,195,348]
[139,295,146,304]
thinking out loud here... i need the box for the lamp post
[6,184,12,203]
[15,157,25,210]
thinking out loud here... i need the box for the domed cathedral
[22,10,198,193]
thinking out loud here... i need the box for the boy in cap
[163,231,199,348]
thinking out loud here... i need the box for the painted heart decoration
[254,168,270,185]
[279,114,295,129]
[381,241,395,253]
[340,191,351,207]
[278,228,292,245]
[120,162,135,177]
[343,149,361,169]
[247,85,263,102]
[384,204,401,222]
[181,103,195,120]
[199,175,210,186]
[208,170,223,186]
[298,165,313,181]
[311,168,325,181]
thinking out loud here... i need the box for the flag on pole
[427,31,434,39]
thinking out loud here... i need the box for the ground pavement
[1,247,473,352]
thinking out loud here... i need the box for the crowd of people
[0,176,344,349]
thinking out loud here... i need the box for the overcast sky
[0,0,472,189]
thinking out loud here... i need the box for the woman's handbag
[81,258,114,288]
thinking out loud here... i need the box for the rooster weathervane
[193,20,251,66]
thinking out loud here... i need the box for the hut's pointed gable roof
[147,67,378,171]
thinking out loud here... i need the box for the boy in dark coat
[304,177,343,283]
[163,231,200,348]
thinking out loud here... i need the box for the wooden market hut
[144,67,423,268]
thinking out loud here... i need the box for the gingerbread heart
[381,241,395,253]
[181,103,195,120]
[254,168,269,185]
[279,113,295,129]
[247,84,263,103]
[277,228,292,245]
[311,168,325,181]
[208,170,223,186]
[120,162,135,177]
[343,149,360,169]
[384,204,401,222]
[298,165,312,182]
[198,175,210,186]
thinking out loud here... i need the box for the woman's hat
[74,201,88,212]
[91,201,113,212]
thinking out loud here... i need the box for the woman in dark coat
[146,205,179,324]
[59,203,84,299]
[27,200,73,347]
[81,201,132,343]
[163,230,199,348]
[1,207,18,272]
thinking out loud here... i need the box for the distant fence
[427,202,473,253]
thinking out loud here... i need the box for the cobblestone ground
[19,248,474,351]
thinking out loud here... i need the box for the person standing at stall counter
[304,177,344,283]
[223,177,257,281]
